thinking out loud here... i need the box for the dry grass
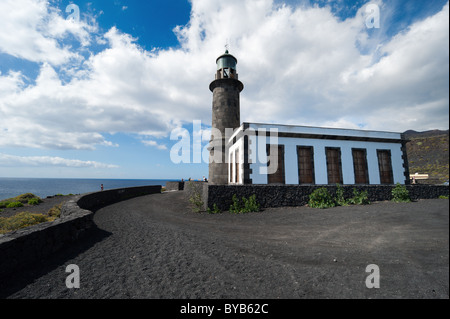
[0,203,62,235]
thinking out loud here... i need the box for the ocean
[0,178,177,201]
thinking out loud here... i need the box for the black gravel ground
[0,191,448,299]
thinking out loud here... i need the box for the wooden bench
[410,173,429,184]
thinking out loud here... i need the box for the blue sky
[0,0,448,180]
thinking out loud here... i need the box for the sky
[0,0,448,180]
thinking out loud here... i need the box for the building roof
[227,122,405,144]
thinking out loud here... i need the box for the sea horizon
[0,177,179,201]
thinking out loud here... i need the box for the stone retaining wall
[0,185,161,281]
[166,181,185,191]
[183,181,208,210]
[76,185,161,212]
[205,184,449,211]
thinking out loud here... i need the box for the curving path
[1,191,449,299]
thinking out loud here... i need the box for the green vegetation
[28,198,43,206]
[0,203,63,235]
[229,194,260,214]
[0,193,64,234]
[15,193,41,203]
[47,203,62,218]
[0,193,42,208]
[308,185,370,209]
[347,189,370,205]
[0,212,49,234]
[391,183,411,203]
[6,201,24,208]
[207,203,221,214]
[308,188,336,209]
[189,192,204,213]
[186,182,204,213]
[439,195,449,199]
[335,184,348,206]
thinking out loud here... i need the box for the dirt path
[1,192,448,299]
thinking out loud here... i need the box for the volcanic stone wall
[0,185,161,282]
[206,184,449,211]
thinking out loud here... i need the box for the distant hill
[404,129,449,183]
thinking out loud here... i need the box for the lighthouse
[208,50,244,185]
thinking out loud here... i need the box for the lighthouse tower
[208,50,244,185]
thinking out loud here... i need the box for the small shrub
[14,193,40,204]
[308,188,336,209]
[1,193,41,208]
[186,181,205,213]
[189,192,204,213]
[47,203,62,219]
[335,184,348,206]
[28,197,43,206]
[229,194,242,214]
[207,203,222,214]
[391,183,411,202]
[241,195,260,213]
[229,194,260,214]
[0,201,10,209]
[348,188,370,205]
[438,195,449,199]
[6,201,24,208]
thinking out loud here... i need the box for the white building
[208,51,410,186]
[227,122,409,185]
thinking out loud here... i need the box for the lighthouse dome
[216,50,237,70]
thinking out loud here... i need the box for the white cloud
[0,0,95,65]
[0,153,118,169]
[0,0,448,153]
[142,140,168,150]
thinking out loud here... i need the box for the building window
[352,148,369,184]
[266,145,285,184]
[235,149,240,184]
[377,149,394,184]
[326,147,343,184]
[297,146,315,184]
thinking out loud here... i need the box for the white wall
[228,136,244,184]
[248,135,405,185]
[227,123,405,185]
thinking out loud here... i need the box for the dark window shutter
[267,145,285,184]
[297,146,315,184]
[352,149,369,184]
[326,147,343,184]
[377,150,394,184]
